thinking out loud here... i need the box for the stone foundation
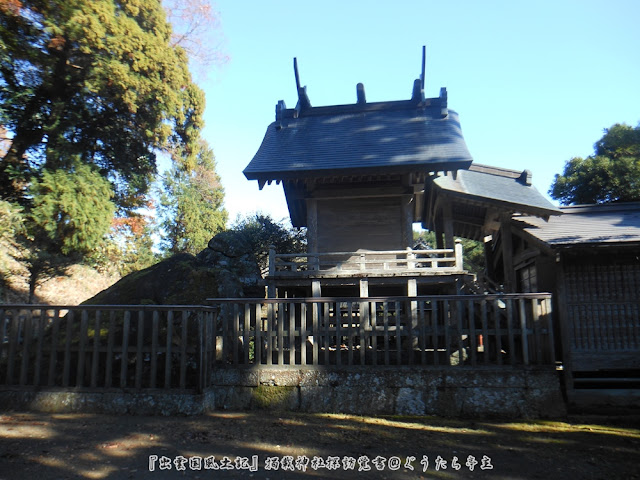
[0,367,566,418]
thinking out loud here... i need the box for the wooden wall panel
[316,197,403,252]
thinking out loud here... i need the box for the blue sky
[196,0,640,225]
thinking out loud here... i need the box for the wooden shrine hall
[243,52,560,298]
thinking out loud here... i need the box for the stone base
[0,367,566,418]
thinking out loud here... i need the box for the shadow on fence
[0,294,555,393]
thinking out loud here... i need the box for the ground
[0,411,638,479]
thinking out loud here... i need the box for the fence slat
[62,310,74,387]
[34,309,46,386]
[150,311,159,388]
[76,310,88,387]
[90,311,101,388]
[105,311,116,388]
[135,310,145,389]
[179,311,188,390]
[19,311,32,386]
[120,311,130,389]
[507,299,516,367]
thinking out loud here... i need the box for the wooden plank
[300,303,307,366]
[75,310,88,387]
[531,298,542,365]
[105,311,116,388]
[493,299,502,366]
[323,302,330,365]
[244,304,251,365]
[62,310,74,387]
[456,299,464,367]
[468,300,477,367]
[383,301,390,366]
[347,302,354,366]
[506,299,516,366]
[179,311,188,389]
[277,302,284,366]
[120,310,130,389]
[312,302,318,366]
[444,300,451,365]
[335,302,342,367]
[47,310,61,386]
[0,308,5,374]
[19,311,32,385]
[255,303,262,366]
[371,301,377,366]
[6,310,19,384]
[395,301,401,366]
[164,310,173,389]
[233,304,240,365]
[267,303,274,366]
[135,310,145,389]
[432,300,439,366]
[419,300,427,366]
[150,311,159,388]
[544,298,556,365]
[90,311,101,388]
[34,309,46,386]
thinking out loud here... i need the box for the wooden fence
[0,294,555,393]
[0,305,215,392]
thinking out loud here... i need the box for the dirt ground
[0,411,638,480]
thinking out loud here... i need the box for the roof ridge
[560,202,640,213]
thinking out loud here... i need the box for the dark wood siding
[316,197,403,252]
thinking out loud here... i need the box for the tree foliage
[158,141,227,255]
[17,164,115,302]
[549,124,640,205]
[0,0,205,209]
[230,214,306,277]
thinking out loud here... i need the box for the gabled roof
[429,163,561,218]
[515,202,640,247]
[243,85,473,185]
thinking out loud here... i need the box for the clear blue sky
[198,0,640,225]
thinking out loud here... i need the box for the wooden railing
[0,295,555,393]
[268,240,464,277]
[213,294,555,368]
[0,305,215,392]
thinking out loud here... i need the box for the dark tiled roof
[244,101,473,182]
[516,202,640,246]
[432,164,561,217]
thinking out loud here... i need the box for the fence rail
[0,295,555,392]
[269,241,464,277]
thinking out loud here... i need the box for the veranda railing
[268,241,464,277]
[0,295,555,393]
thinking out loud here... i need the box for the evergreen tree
[159,141,227,255]
[550,124,640,205]
[0,0,205,209]
[18,163,115,302]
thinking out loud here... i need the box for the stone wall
[210,367,566,418]
[0,367,566,418]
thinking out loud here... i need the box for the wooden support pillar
[434,219,445,250]
[402,195,414,248]
[307,199,318,254]
[443,202,454,249]
[311,280,321,298]
[500,214,516,293]
[359,279,369,298]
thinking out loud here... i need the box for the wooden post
[267,245,276,298]
[454,238,463,270]
[500,214,516,293]
[443,202,455,249]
